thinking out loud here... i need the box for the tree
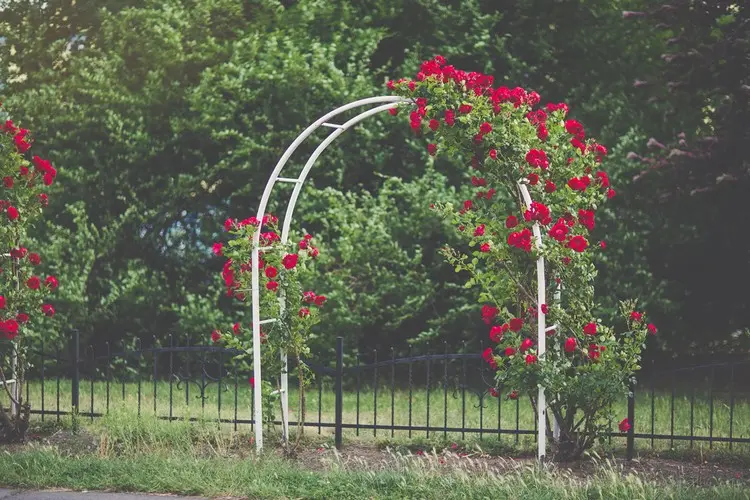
[617,1,750,355]
[2,0,680,359]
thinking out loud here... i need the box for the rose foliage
[210,215,325,446]
[0,109,59,441]
[388,56,655,459]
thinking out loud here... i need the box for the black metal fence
[2,330,750,458]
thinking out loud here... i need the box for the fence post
[335,336,344,450]
[627,379,635,460]
[71,329,80,415]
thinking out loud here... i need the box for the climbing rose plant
[211,215,325,446]
[388,56,655,460]
[0,109,59,442]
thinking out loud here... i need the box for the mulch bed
[295,443,750,487]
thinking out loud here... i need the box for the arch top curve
[254,95,410,245]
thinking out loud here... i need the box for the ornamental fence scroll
[1,330,749,457]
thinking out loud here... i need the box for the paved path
[0,490,210,499]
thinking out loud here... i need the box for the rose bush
[0,109,59,442]
[211,215,325,449]
[388,56,654,460]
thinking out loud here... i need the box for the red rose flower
[265,266,278,278]
[489,387,499,398]
[16,313,29,324]
[527,173,539,185]
[299,307,310,318]
[607,188,616,199]
[595,171,610,188]
[588,344,602,360]
[282,253,299,270]
[520,338,533,352]
[630,311,642,322]
[541,304,548,315]
[482,347,494,364]
[0,296,3,309]
[505,215,518,228]
[509,318,524,332]
[10,247,27,260]
[473,225,485,237]
[212,242,223,256]
[525,354,537,364]
[458,104,472,114]
[480,243,491,253]
[233,323,242,335]
[647,323,657,335]
[39,193,49,207]
[7,206,19,221]
[211,330,221,343]
[524,201,551,225]
[564,119,585,139]
[303,291,317,303]
[26,276,41,290]
[537,124,549,141]
[479,122,492,134]
[544,180,556,193]
[548,219,568,242]
[28,253,41,265]
[2,319,19,340]
[45,276,58,290]
[564,337,576,353]
[3,176,13,188]
[481,305,498,325]
[507,228,533,252]
[525,149,549,169]
[577,209,595,231]
[508,390,519,400]
[314,295,327,306]
[567,235,588,252]
[567,177,588,191]
[427,143,438,156]
[583,322,597,335]
[444,109,455,126]
[618,418,631,432]
[504,347,516,357]
[266,281,279,292]
[41,304,55,317]
[489,325,504,343]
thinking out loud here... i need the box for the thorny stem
[0,364,20,406]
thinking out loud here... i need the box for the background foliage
[0,0,747,363]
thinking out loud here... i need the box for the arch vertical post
[517,181,547,461]
[250,96,409,452]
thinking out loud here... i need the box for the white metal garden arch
[249,96,556,460]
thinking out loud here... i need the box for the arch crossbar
[250,96,555,460]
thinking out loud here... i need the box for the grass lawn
[0,411,749,499]
[9,378,750,455]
